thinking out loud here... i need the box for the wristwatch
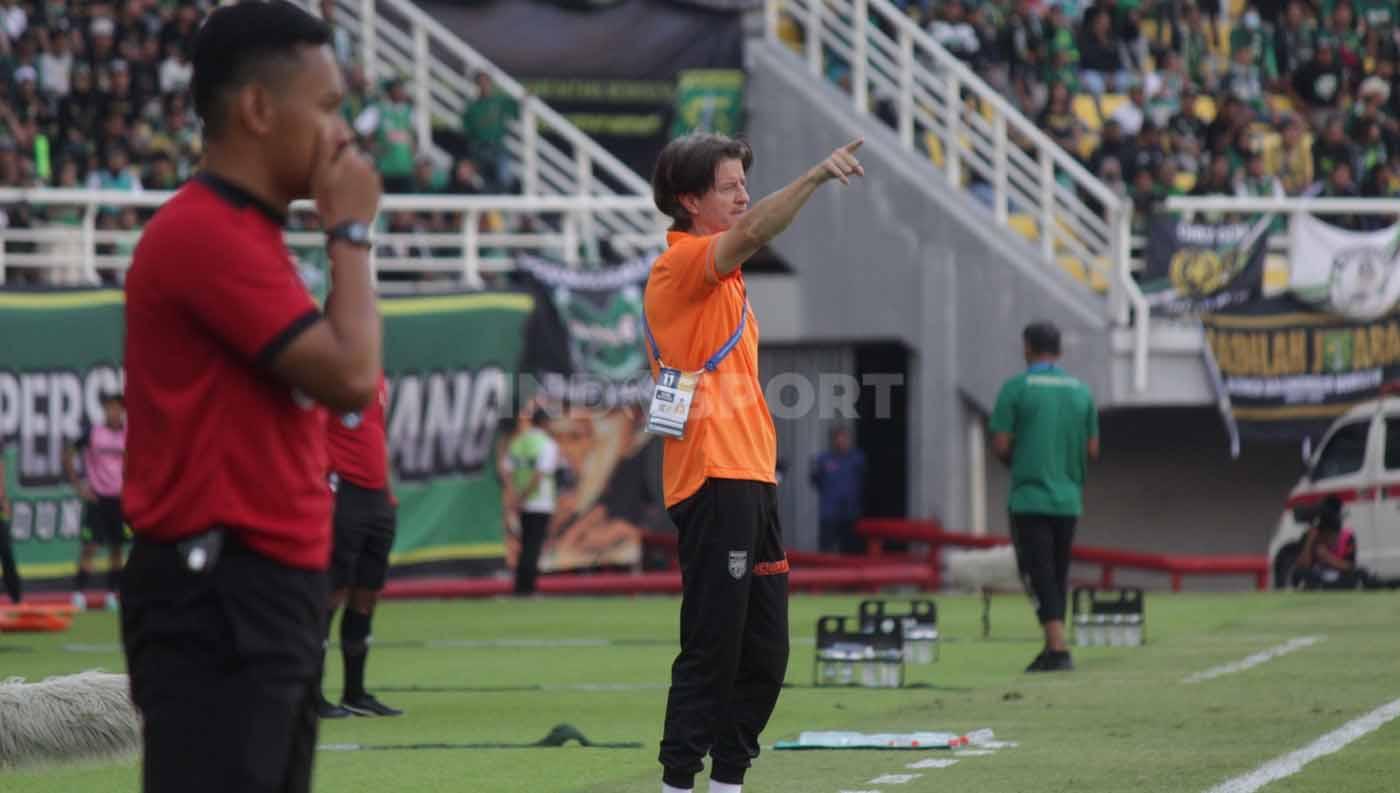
[326,220,372,250]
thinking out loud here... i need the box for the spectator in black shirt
[1363,155,1400,198]
[100,60,142,126]
[1038,82,1082,153]
[1130,122,1167,181]
[1193,154,1235,195]
[1291,37,1346,124]
[58,63,100,140]
[159,3,200,57]
[1168,84,1207,143]
[1079,7,1130,95]
[88,16,117,74]
[1320,160,1363,229]
[1002,0,1044,108]
[1273,1,1316,83]
[1312,116,1355,180]
[1089,119,1134,177]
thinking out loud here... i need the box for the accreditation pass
[646,367,700,439]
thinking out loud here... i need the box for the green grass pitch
[3,591,1397,792]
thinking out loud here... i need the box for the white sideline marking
[868,774,920,784]
[1201,697,1400,793]
[426,638,612,649]
[1182,636,1325,684]
[838,790,881,793]
[953,749,996,757]
[906,758,959,769]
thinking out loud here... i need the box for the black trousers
[514,511,550,595]
[0,518,20,604]
[120,531,328,793]
[1010,513,1077,625]
[330,481,396,592]
[660,478,790,789]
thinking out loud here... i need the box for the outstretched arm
[713,139,866,276]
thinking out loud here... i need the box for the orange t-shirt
[644,231,777,507]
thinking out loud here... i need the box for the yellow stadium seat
[1078,133,1100,160]
[1056,255,1110,293]
[1174,171,1197,192]
[1073,95,1102,130]
[1268,94,1294,116]
[1264,254,1290,295]
[1098,94,1127,122]
[778,15,802,51]
[1194,95,1217,122]
[1009,213,1039,242]
[924,131,945,168]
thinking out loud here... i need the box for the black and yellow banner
[1202,295,1400,439]
[1143,215,1267,316]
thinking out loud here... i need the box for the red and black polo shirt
[327,372,392,496]
[122,172,332,570]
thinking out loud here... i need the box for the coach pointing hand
[646,133,864,793]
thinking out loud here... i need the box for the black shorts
[120,530,328,793]
[330,480,396,591]
[82,496,126,546]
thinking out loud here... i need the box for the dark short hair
[531,406,552,428]
[191,1,331,140]
[1023,321,1062,356]
[651,133,753,231]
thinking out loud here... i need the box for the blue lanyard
[642,291,749,373]
[1027,362,1057,373]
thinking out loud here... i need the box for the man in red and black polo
[318,372,403,718]
[120,4,383,792]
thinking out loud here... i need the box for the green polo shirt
[989,363,1098,517]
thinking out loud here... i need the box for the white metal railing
[764,0,1150,390]
[310,0,660,263]
[0,189,662,289]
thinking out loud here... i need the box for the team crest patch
[728,551,748,580]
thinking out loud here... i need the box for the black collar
[193,171,288,227]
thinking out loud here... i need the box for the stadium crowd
[873,0,1400,230]
[0,0,521,284]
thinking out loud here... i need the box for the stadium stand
[0,0,663,287]
[775,0,1400,290]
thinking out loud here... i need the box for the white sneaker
[71,591,86,611]
[104,592,119,611]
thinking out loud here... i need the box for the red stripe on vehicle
[1285,489,1364,509]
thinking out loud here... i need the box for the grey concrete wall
[745,41,1115,528]
[984,407,1301,582]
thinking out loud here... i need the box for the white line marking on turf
[1201,697,1400,793]
[906,758,959,769]
[868,774,920,784]
[953,749,996,757]
[1182,636,1325,684]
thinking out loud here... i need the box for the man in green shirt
[460,72,518,191]
[372,79,417,193]
[990,322,1100,673]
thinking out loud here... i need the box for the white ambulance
[1267,394,1400,587]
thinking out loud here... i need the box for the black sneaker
[1025,650,1050,673]
[342,692,404,717]
[317,697,352,719]
[1036,651,1074,673]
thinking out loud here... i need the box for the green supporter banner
[0,288,533,582]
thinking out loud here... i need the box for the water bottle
[964,728,996,746]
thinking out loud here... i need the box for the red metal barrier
[641,531,870,569]
[377,563,934,600]
[857,518,1269,592]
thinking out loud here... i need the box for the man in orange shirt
[645,133,863,793]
